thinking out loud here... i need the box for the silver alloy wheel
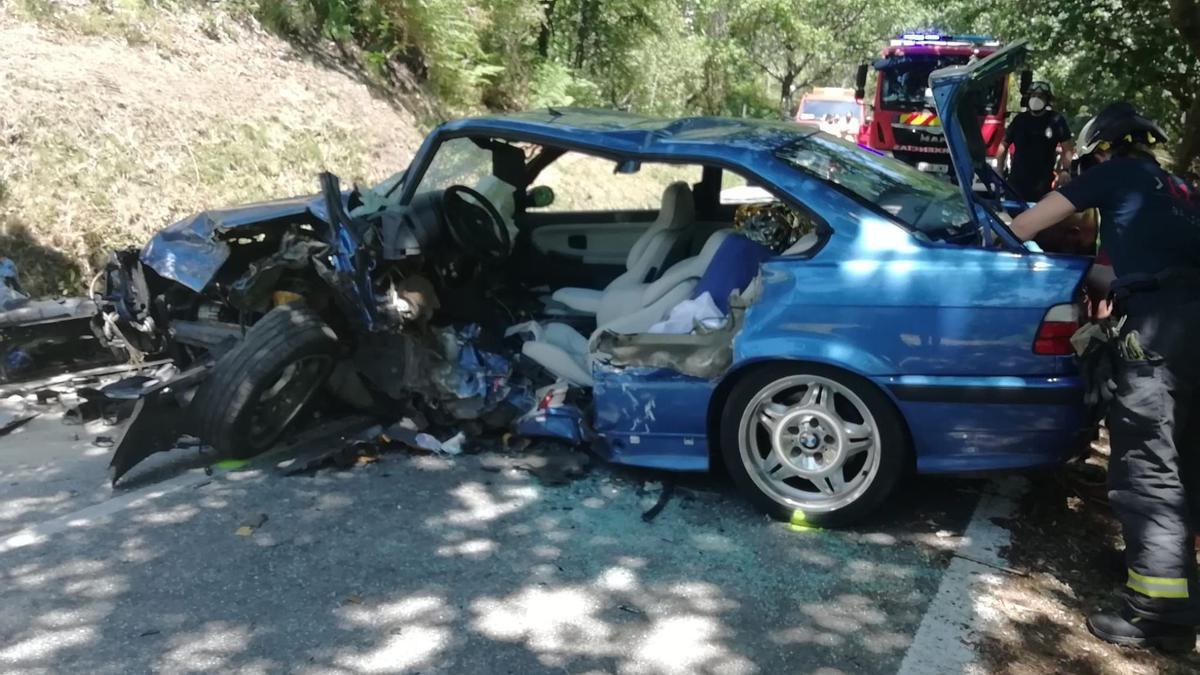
[737,375,880,513]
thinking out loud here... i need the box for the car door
[526,212,655,268]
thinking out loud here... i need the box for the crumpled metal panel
[591,366,712,471]
[591,319,738,381]
[514,404,589,446]
[140,194,328,292]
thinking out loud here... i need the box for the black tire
[718,363,909,527]
[192,305,337,459]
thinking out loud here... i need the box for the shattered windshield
[879,54,1002,114]
[372,169,406,197]
[776,132,971,235]
[413,138,495,196]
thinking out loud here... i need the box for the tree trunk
[778,54,796,120]
[537,0,556,58]
[1169,0,1200,54]
[1177,95,1200,176]
[574,0,597,70]
[1168,0,1200,173]
[779,73,795,120]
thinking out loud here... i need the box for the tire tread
[192,305,337,458]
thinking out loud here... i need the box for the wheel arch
[705,357,915,471]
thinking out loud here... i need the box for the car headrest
[657,182,695,230]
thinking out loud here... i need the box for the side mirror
[614,159,641,174]
[528,185,555,208]
[854,64,869,101]
[1019,70,1033,95]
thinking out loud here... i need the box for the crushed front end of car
[95,171,546,484]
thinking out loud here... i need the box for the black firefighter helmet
[1076,102,1168,158]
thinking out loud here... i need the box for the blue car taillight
[1034,304,1079,355]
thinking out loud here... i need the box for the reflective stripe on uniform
[1127,569,1190,599]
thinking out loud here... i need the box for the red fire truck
[853,33,1029,175]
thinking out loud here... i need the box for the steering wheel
[442,185,511,261]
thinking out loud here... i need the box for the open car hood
[930,41,1028,248]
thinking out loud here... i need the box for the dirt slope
[0,5,425,294]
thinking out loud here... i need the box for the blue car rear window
[776,132,972,235]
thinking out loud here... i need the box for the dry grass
[0,1,737,296]
[0,1,425,294]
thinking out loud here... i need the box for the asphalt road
[0,405,984,674]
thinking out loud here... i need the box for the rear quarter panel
[737,213,1088,377]
[733,206,1092,473]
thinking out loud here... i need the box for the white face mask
[1028,97,1047,112]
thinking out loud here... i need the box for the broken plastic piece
[440,432,467,455]
[235,513,268,536]
[384,425,450,454]
[514,382,590,446]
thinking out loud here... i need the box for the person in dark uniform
[1010,102,1200,652]
[997,81,1075,202]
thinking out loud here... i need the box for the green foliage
[245,0,1098,129]
[936,0,1200,171]
[39,0,1191,164]
[527,61,600,108]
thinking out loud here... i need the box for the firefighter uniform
[1059,150,1200,636]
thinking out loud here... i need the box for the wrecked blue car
[99,42,1092,524]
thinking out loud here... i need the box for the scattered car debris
[235,513,269,536]
[0,258,124,384]
[640,480,676,523]
[440,431,468,455]
[105,363,214,484]
[92,435,115,448]
[64,374,154,425]
[275,416,382,475]
[480,442,592,485]
[382,424,451,455]
[0,258,23,310]
[0,395,39,437]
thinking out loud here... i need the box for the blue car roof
[437,108,823,157]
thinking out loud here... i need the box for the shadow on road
[0,449,983,674]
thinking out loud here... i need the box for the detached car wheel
[720,365,908,527]
[193,305,337,459]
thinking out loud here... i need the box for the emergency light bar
[890,33,1000,47]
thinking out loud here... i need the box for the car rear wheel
[719,364,908,527]
[192,304,337,459]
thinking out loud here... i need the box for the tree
[937,0,1200,174]
[729,0,921,117]
[1169,0,1200,173]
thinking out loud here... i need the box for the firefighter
[996,81,1075,201]
[1010,102,1200,652]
